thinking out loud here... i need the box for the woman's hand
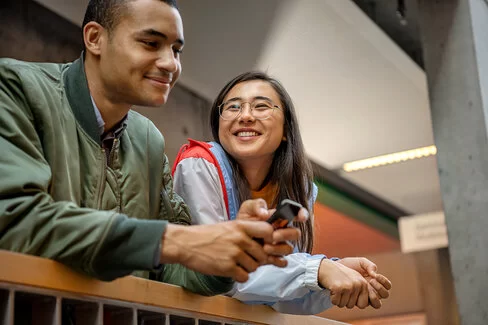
[337,257,392,308]
[236,198,309,223]
[318,259,370,309]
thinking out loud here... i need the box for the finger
[264,242,294,256]
[272,228,301,243]
[242,237,270,265]
[346,285,360,309]
[266,255,288,267]
[368,285,382,309]
[369,278,390,299]
[339,289,351,308]
[356,284,369,309]
[295,208,309,223]
[240,220,274,244]
[375,273,392,290]
[330,292,342,307]
[360,258,378,278]
[241,199,269,221]
[236,251,261,273]
[233,266,250,283]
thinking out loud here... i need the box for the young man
[0,0,302,296]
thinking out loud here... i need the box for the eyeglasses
[218,99,282,121]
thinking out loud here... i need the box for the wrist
[160,224,187,264]
[318,258,335,288]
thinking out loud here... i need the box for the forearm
[228,253,332,314]
[0,193,167,281]
[159,264,234,296]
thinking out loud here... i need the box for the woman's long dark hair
[210,71,314,253]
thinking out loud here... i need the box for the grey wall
[0,0,211,165]
[0,0,82,62]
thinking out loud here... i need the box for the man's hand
[337,257,392,308]
[160,199,299,283]
[318,259,370,309]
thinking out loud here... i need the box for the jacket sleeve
[157,154,234,296]
[0,63,166,281]
[173,155,334,314]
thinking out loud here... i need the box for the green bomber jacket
[0,56,232,296]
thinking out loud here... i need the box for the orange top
[251,182,278,208]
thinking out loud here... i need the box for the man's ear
[83,21,105,56]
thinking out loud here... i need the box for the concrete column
[414,249,459,325]
[418,0,488,324]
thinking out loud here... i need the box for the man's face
[98,0,184,107]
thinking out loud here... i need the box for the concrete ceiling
[33,0,443,216]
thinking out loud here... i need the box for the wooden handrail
[0,250,347,325]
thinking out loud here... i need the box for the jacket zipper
[107,138,118,167]
[96,148,107,209]
[160,182,174,221]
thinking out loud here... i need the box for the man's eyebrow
[139,29,184,46]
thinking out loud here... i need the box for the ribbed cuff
[91,215,167,281]
[304,255,326,291]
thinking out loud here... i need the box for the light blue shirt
[90,96,105,135]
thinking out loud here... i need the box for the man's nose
[156,48,178,73]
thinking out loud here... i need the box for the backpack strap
[172,139,233,219]
[208,141,240,220]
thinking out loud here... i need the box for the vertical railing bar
[6,289,14,325]
[165,313,170,325]
[132,307,137,325]
[53,296,62,325]
[97,302,104,325]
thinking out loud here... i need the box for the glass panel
[14,292,56,325]
[62,298,99,325]
[199,320,221,325]
[0,289,11,325]
[104,304,134,325]
[169,314,196,325]
[137,309,165,325]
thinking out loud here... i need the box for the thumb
[241,199,269,221]
[360,258,378,277]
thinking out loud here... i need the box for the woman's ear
[282,136,287,141]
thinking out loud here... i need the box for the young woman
[172,72,391,314]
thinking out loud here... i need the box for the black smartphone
[266,199,303,229]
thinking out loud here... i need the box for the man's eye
[142,41,158,48]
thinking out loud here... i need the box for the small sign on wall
[398,211,448,253]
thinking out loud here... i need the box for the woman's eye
[225,105,240,111]
[255,104,271,109]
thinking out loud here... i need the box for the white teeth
[237,131,259,137]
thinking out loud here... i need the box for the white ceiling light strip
[343,145,437,172]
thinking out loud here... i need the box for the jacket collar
[64,54,101,145]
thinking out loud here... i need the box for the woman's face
[218,80,285,165]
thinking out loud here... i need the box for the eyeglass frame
[217,98,283,121]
